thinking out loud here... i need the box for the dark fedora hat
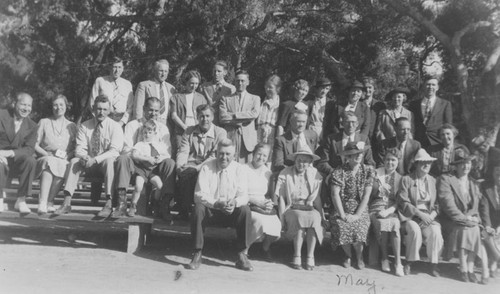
[384,86,410,101]
[347,80,366,91]
[450,147,476,165]
[340,141,369,156]
[314,77,332,87]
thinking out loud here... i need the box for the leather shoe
[481,277,489,285]
[381,259,390,272]
[97,201,112,217]
[111,204,127,218]
[263,249,273,262]
[187,251,202,270]
[460,272,469,283]
[14,198,31,213]
[343,258,351,269]
[305,257,315,271]
[291,256,302,270]
[468,272,478,283]
[127,203,137,217]
[235,252,253,271]
[54,204,71,215]
[431,264,440,277]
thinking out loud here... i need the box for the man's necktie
[150,143,159,157]
[423,99,432,125]
[160,82,166,114]
[218,169,230,201]
[90,123,101,156]
[198,135,205,157]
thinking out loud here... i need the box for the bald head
[14,92,33,119]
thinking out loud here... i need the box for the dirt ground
[0,219,498,294]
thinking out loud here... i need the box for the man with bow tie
[175,104,227,219]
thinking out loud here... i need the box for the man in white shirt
[187,139,253,271]
[89,57,134,127]
[112,97,176,218]
[55,95,124,217]
[134,59,176,127]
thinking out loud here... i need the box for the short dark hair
[395,117,410,127]
[252,143,271,156]
[110,56,124,65]
[144,97,161,108]
[143,119,157,132]
[235,69,249,78]
[196,104,214,116]
[94,94,110,106]
[384,147,402,160]
[214,60,229,70]
[438,123,459,138]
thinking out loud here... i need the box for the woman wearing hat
[397,149,443,277]
[329,141,375,269]
[369,148,404,276]
[276,149,324,270]
[428,123,468,177]
[339,80,371,137]
[438,147,489,284]
[375,87,414,144]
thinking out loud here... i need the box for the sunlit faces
[155,63,169,82]
[144,100,161,121]
[396,120,411,142]
[52,97,67,118]
[493,166,500,186]
[343,115,359,135]
[384,153,399,173]
[455,161,472,177]
[392,93,406,108]
[252,146,270,168]
[364,84,375,99]
[294,86,309,102]
[294,154,313,173]
[111,62,124,80]
[93,101,111,122]
[290,113,308,133]
[185,76,200,93]
[348,87,363,103]
[213,64,227,83]
[440,128,455,147]
[197,108,214,132]
[265,82,278,98]
[317,85,331,98]
[346,152,363,167]
[415,161,432,175]
[217,145,235,169]
[235,73,249,93]
[424,78,439,97]
[142,127,156,142]
[15,94,33,119]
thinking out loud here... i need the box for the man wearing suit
[409,76,452,149]
[176,104,227,219]
[219,70,260,163]
[200,61,235,126]
[134,59,176,127]
[316,111,375,176]
[377,117,421,176]
[0,93,37,213]
[272,109,319,173]
[362,76,386,153]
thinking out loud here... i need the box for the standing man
[112,97,176,218]
[176,104,227,219]
[219,70,260,163]
[307,77,333,138]
[361,76,386,140]
[409,76,452,149]
[134,59,176,127]
[187,139,253,271]
[377,117,421,176]
[55,95,124,217]
[89,57,134,127]
[0,93,37,213]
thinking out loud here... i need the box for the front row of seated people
[1,92,500,283]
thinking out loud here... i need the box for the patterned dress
[330,163,374,247]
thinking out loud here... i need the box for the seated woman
[429,123,468,177]
[276,149,324,270]
[35,95,77,215]
[481,159,500,279]
[330,141,374,269]
[276,79,310,136]
[369,148,404,276]
[438,147,489,284]
[245,144,281,260]
[397,149,443,277]
[170,70,208,155]
[375,87,413,143]
[256,75,281,162]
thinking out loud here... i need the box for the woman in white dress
[246,143,281,260]
[35,95,77,215]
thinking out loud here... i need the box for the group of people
[0,57,499,284]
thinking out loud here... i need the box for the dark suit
[272,130,318,173]
[481,183,500,229]
[315,133,375,175]
[365,98,386,139]
[409,97,452,148]
[377,137,421,176]
[0,109,37,197]
[322,99,341,141]
[323,100,371,139]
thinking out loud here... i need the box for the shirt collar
[194,124,215,138]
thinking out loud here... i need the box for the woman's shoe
[128,203,137,217]
[14,198,31,213]
[395,264,404,277]
[291,256,302,270]
[460,272,469,283]
[468,272,478,283]
[381,259,390,272]
[47,203,56,213]
[305,257,315,271]
[343,258,351,268]
[357,260,365,270]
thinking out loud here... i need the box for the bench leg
[90,182,102,206]
[127,223,152,254]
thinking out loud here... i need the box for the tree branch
[452,21,492,52]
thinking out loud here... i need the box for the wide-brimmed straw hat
[413,148,437,162]
[314,77,332,88]
[450,147,476,165]
[340,141,369,156]
[287,149,320,162]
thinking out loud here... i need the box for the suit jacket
[170,92,208,135]
[0,109,37,160]
[277,99,312,131]
[315,132,375,175]
[377,137,421,176]
[374,107,414,143]
[176,124,227,167]
[409,97,452,148]
[272,130,319,173]
[219,91,260,152]
[200,81,235,125]
[397,173,439,221]
[428,143,468,177]
[321,99,342,141]
[338,100,371,137]
[366,98,386,139]
[134,80,176,125]
[481,183,500,228]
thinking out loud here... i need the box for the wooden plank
[0,210,154,224]
[127,223,151,254]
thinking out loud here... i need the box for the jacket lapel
[449,177,467,210]
[0,114,15,142]
[179,94,187,109]
[485,187,500,210]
